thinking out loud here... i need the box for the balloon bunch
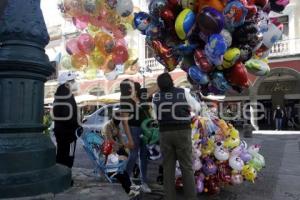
[58,0,137,80]
[175,105,265,194]
[134,0,289,94]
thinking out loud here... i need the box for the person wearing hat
[53,71,80,169]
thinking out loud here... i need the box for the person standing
[152,73,200,200]
[119,79,154,193]
[53,71,80,169]
[273,105,284,131]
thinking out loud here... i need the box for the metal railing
[269,38,300,57]
[144,57,165,72]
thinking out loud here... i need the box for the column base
[0,164,71,199]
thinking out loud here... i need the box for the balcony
[145,57,165,72]
[269,38,300,58]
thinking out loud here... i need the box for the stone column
[0,0,71,198]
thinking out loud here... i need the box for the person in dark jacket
[53,71,80,168]
[152,73,200,200]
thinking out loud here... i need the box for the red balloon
[66,38,81,55]
[194,49,214,73]
[101,140,114,156]
[217,162,232,184]
[241,0,258,18]
[160,7,176,26]
[204,176,221,195]
[225,62,250,88]
[151,40,179,72]
[112,45,129,64]
[175,177,184,190]
[167,0,181,9]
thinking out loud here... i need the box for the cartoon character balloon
[224,1,248,29]
[229,155,245,171]
[203,157,218,176]
[205,34,227,66]
[188,65,210,85]
[175,8,196,40]
[245,59,270,76]
[242,164,257,183]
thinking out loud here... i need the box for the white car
[82,103,120,132]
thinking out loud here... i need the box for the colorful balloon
[217,162,232,183]
[196,174,205,193]
[225,62,249,88]
[229,155,245,171]
[149,0,168,16]
[202,157,218,176]
[94,32,115,55]
[204,176,221,195]
[262,23,283,49]
[223,1,248,29]
[205,34,227,66]
[116,0,134,17]
[175,8,196,40]
[220,29,232,47]
[197,7,224,41]
[211,72,231,94]
[197,0,227,12]
[220,48,241,70]
[71,53,88,69]
[188,66,209,85]
[231,173,244,185]
[214,145,230,161]
[245,59,270,76]
[66,38,81,55]
[242,165,257,183]
[72,15,89,30]
[111,45,129,64]
[77,33,95,54]
[194,49,214,73]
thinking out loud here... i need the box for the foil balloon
[197,7,225,41]
[181,0,196,10]
[60,55,73,69]
[149,0,168,16]
[188,65,209,85]
[160,7,176,27]
[204,176,221,195]
[196,174,205,193]
[94,32,115,55]
[72,15,89,30]
[77,33,95,54]
[217,162,232,183]
[202,157,218,176]
[197,0,227,12]
[133,12,151,34]
[232,21,263,49]
[214,145,230,161]
[220,48,241,70]
[205,34,227,66]
[231,173,244,185]
[224,1,248,29]
[225,62,249,88]
[71,53,88,69]
[172,43,198,56]
[211,72,231,94]
[181,55,196,72]
[111,45,129,64]
[239,45,253,62]
[175,8,196,40]
[223,136,240,149]
[220,29,232,47]
[151,40,179,71]
[248,144,261,155]
[66,38,81,55]
[90,49,105,68]
[249,153,265,171]
[242,165,257,183]
[194,49,214,73]
[229,155,245,171]
[245,59,270,76]
[193,159,203,171]
[201,139,215,156]
[116,0,134,17]
[262,23,283,49]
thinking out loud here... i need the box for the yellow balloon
[85,68,97,80]
[242,165,257,183]
[175,8,195,40]
[201,139,215,156]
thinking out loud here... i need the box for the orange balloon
[94,32,115,55]
[71,53,88,70]
[198,0,227,12]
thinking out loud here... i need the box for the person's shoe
[128,189,140,199]
[130,184,141,191]
[141,183,152,193]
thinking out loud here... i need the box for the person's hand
[126,140,135,149]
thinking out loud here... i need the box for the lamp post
[0,0,71,198]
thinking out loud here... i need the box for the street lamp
[0,0,71,198]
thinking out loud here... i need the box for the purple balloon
[196,176,204,193]
[203,158,217,176]
[240,151,253,163]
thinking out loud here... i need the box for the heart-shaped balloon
[225,62,250,88]
[194,49,214,72]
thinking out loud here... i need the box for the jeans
[160,129,197,200]
[275,118,283,130]
[126,126,148,183]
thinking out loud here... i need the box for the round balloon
[225,62,249,88]
[188,65,209,85]
[224,1,248,29]
[175,8,196,40]
[220,48,241,70]
[194,49,214,73]
[112,45,129,64]
[77,33,95,54]
[94,32,115,55]
[149,0,168,16]
[72,15,89,30]
[245,59,270,76]
[116,0,134,17]
[71,53,88,69]
[204,34,227,66]
[211,72,231,94]
[197,7,224,41]
[229,156,245,171]
[133,12,152,34]
[66,38,81,55]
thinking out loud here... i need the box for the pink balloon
[112,45,129,64]
[66,38,81,55]
[72,15,89,30]
[77,33,95,54]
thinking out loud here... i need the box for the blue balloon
[133,12,151,34]
[223,1,248,30]
[205,34,227,66]
[188,66,209,85]
[172,43,198,56]
[211,72,231,93]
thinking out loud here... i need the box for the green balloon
[141,118,160,145]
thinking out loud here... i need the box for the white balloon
[229,156,244,171]
[116,0,134,17]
